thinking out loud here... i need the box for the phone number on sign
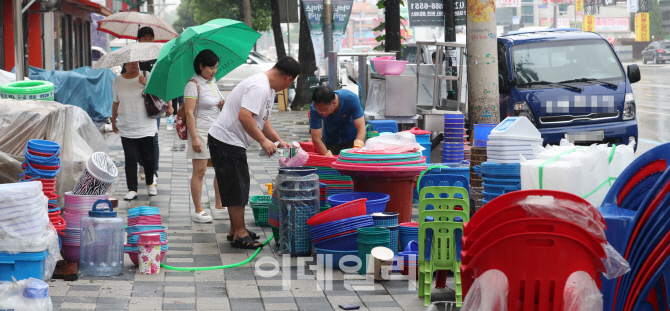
[410,2,443,10]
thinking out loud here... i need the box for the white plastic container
[488,117,542,141]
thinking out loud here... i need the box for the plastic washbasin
[370,57,407,75]
[307,198,367,226]
[328,192,390,214]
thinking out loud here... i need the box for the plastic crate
[250,195,271,208]
[251,195,272,227]
[0,250,49,281]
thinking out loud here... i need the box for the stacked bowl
[372,212,400,253]
[328,192,390,214]
[398,241,419,277]
[309,198,368,269]
[305,153,354,197]
[125,207,167,265]
[0,182,50,247]
[20,140,64,234]
[61,192,109,263]
[319,183,327,208]
[442,114,465,163]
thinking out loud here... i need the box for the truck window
[512,39,624,86]
[497,43,508,74]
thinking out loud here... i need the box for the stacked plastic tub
[399,222,419,251]
[19,140,65,235]
[357,227,390,275]
[470,125,494,210]
[277,167,320,257]
[61,192,109,263]
[477,162,521,205]
[486,117,542,164]
[125,207,167,265]
[0,182,59,281]
[319,183,328,209]
[372,212,399,253]
[305,153,354,197]
[442,114,465,163]
[309,198,370,269]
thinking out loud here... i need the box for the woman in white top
[111,61,158,200]
[184,49,226,223]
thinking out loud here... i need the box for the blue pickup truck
[497,30,640,146]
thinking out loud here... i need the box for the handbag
[176,79,200,140]
[143,71,169,118]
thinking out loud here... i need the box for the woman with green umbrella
[183,49,226,223]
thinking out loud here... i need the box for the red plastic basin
[307,198,367,226]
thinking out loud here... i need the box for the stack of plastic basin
[305,153,354,197]
[125,207,167,266]
[366,120,398,134]
[357,227,390,275]
[19,140,64,235]
[399,222,419,250]
[475,162,521,206]
[277,167,320,257]
[404,127,432,163]
[486,117,542,164]
[61,192,109,263]
[443,114,465,163]
[309,199,368,269]
[371,212,400,253]
[319,183,327,207]
[328,192,390,214]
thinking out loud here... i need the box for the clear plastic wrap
[0,277,53,311]
[562,271,603,311]
[278,142,309,168]
[276,173,320,256]
[0,151,22,186]
[519,196,630,279]
[461,269,509,311]
[0,99,111,205]
[359,131,421,154]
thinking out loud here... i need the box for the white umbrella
[98,12,178,43]
[92,42,164,69]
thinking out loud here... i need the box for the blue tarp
[26,66,115,122]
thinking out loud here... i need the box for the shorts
[209,134,250,206]
[322,137,354,156]
[187,127,211,160]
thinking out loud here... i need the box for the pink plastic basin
[371,57,408,75]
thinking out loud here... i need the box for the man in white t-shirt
[208,57,301,249]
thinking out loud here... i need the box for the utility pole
[323,0,333,59]
[552,0,558,27]
[465,0,500,132]
[14,0,24,80]
[147,0,154,14]
[243,0,253,28]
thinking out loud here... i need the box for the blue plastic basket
[0,250,49,281]
[474,124,497,141]
[480,162,521,177]
[482,176,521,186]
[444,114,464,121]
[372,214,399,227]
[399,230,418,251]
[315,248,358,269]
[483,183,520,195]
[482,191,500,201]
[385,225,400,254]
[279,202,316,255]
[313,232,358,250]
[328,192,390,214]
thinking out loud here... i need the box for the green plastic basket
[320,205,331,213]
[250,195,271,227]
[366,124,380,140]
[271,225,280,244]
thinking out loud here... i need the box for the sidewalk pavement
[48,110,456,311]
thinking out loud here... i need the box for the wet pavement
[624,62,670,156]
[48,110,448,311]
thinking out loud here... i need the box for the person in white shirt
[184,49,226,223]
[111,61,158,200]
[208,56,301,249]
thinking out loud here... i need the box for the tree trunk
[270,0,287,58]
[147,0,154,14]
[243,0,252,28]
[291,1,316,110]
[385,0,401,52]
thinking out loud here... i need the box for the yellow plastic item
[265,183,273,195]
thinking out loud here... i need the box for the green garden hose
[160,233,274,271]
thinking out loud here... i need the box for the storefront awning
[64,0,112,16]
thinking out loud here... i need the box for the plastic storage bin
[0,250,49,281]
[366,120,398,134]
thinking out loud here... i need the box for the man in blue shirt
[309,85,366,156]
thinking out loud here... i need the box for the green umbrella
[145,19,261,101]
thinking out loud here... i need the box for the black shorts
[322,137,354,156]
[208,134,250,207]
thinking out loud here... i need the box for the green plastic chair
[419,209,470,224]
[419,198,471,218]
[418,221,464,306]
[420,186,470,202]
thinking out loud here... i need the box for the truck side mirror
[499,74,511,93]
[627,64,641,84]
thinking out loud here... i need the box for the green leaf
[373,24,385,31]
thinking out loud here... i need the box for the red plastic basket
[307,198,367,226]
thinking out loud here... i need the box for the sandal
[227,229,260,241]
[231,235,263,249]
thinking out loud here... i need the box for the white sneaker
[211,207,229,220]
[152,175,158,186]
[124,191,137,201]
[139,166,146,180]
[192,211,213,223]
[147,185,157,196]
